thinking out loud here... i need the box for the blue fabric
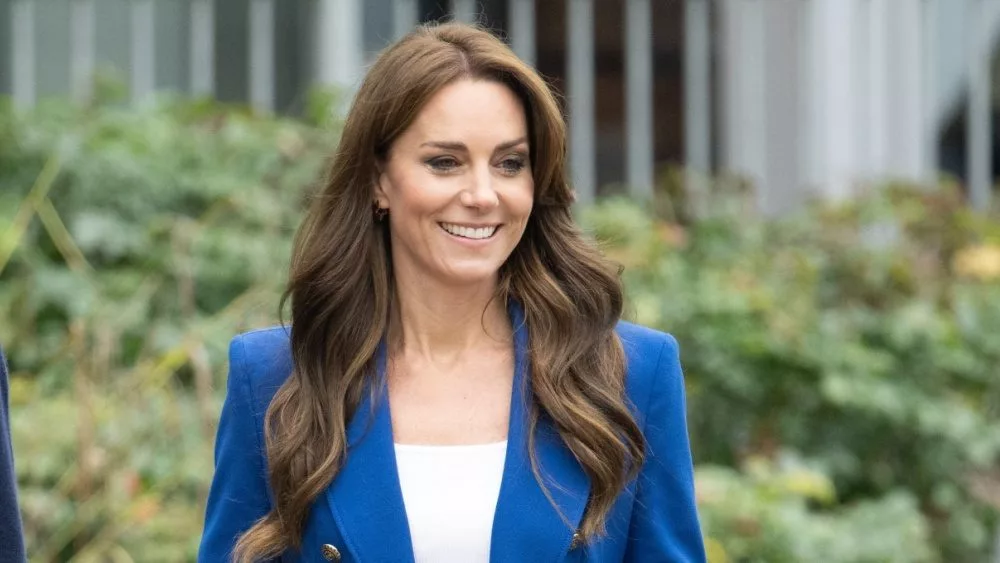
[0,348,27,563]
[199,304,706,562]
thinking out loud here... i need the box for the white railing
[3,0,993,212]
[707,0,994,212]
[3,0,659,206]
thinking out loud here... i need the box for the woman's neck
[388,277,511,365]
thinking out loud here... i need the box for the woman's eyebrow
[419,137,528,153]
[420,141,467,151]
[494,137,529,152]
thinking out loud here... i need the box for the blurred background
[1,0,999,561]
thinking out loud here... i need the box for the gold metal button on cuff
[569,532,582,549]
[321,543,341,561]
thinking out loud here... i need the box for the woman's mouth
[439,223,500,240]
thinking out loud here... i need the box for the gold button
[321,543,341,561]
[569,532,582,549]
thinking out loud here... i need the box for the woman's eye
[498,156,526,176]
[427,157,460,172]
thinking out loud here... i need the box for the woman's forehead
[397,80,529,146]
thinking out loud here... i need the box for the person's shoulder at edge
[0,347,28,563]
[227,325,295,413]
[615,319,682,416]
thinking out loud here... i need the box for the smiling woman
[376,79,534,289]
[199,22,705,563]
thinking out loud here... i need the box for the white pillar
[70,0,95,103]
[862,0,889,181]
[567,0,596,204]
[719,0,767,196]
[803,0,858,200]
[509,0,535,66]
[190,0,215,96]
[249,0,275,113]
[967,0,992,210]
[922,0,939,179]
[625,0,654,198]
[684,0,711,197]
[453,0,477,24]
[761,0,804,214]
[11,0,35,108]
[393,0,418,40]
[130,0,156,105]
[886,0,925,180]
[315,0,363,107]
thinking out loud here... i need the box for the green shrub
[583,181,1000,562]
[1,94,336,559]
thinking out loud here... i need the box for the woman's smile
[438,222,502,242]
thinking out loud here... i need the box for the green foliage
[584,180,1000,562]
[2,96,998,561]
[1,95,336,559]
[697,460,933,563]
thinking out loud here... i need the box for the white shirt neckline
[394,439,508,563]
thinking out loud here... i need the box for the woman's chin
[434,262,505,287]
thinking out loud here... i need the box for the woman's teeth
[440,223,498,240]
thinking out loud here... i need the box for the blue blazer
[199,304,705,562]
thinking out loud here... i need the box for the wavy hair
[233,22,645,561]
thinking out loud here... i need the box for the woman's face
[376,78,534,289]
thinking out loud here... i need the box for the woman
[199,22,705,563]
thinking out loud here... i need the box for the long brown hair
[233,22,645,561]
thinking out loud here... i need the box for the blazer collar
[324,300,590,562]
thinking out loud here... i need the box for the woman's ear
[373,163,389,206]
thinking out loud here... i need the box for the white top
[394,440,507,563]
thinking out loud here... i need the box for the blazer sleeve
[624,334,706,563]
[199,336,274,562]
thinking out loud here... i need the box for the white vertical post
[864,0,889,181]
[393,0,418,40]
[453,0,477,24]
[249,0,275,113]
[11,0,35,108]
[567,0,596,204]
[316,0,363,110]
[886,0,925,180]
[803,0,858,200]
[509,0,535,66]
[967,0,992,210]
[762,1,803,214]
[741,1,766,208]
[70,0,95,103]
[684,0,711,197]
[719,0,767,199]
[190,0,215,97]
[922,0,939,180]
[130,0,156,105]
[625,0,654,198]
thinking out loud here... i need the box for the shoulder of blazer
[615,320,680,426]
[230,325,294,417]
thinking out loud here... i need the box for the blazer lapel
[324,341,415,563]
[490,301,591,562]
